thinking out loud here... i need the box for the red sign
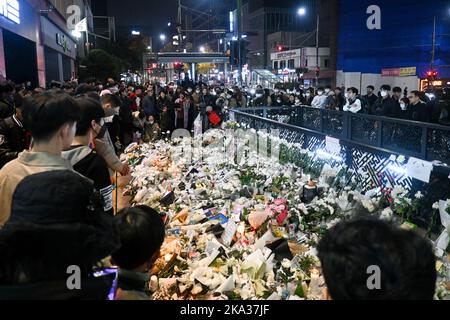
[381,68,400,77]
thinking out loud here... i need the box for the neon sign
[0,0,20,24]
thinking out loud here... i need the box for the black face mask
[95,125,107,139]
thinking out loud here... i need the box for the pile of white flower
[120,128,449,300]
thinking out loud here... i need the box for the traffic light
[173,61,183,72]
[426,69,438,81]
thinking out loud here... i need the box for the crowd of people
[258,84,450,125]
[0,77,440,300]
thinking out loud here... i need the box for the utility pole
[178,0,183,49]
[315,13,320,88]
[431,15,436,69]
[237,0,242,85]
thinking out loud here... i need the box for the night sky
[106,0,179,35]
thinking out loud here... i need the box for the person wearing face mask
[0,81,16,120]
[0,92,81,226]
[96,94,130,177]
[272,91,284,107]
[227,90,238,108]
[252,89,268,107]
[363,86,378,115]
[287,94,296,106]
[143,115,161,142]
[343,87,363,113]
[311,87,328,109]
[373,85,396,117]
[62,96,114,216]
[396,97,413,120]
[304,89,315,106]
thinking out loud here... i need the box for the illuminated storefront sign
[0,0,20,24]
[56,33,72,53]
[381,67,416,77]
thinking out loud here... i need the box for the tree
[198,63,215,75]
[79,49,123,82]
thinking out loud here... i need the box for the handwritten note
[406,157,433,183]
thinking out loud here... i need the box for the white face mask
[203,90,207,95]
[256,94,263,98]
[227,95,232,99]
[196,90,200,94]
[325,89,330,93]
[345,93,350,99]
[295,99,300,104]
[318,91,324,96]
[187,88,193,93]
[400,102,407,110]
[277,99,282,103]
[306,93,311,97]
[381,91,388,97]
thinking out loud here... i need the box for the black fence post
[377,119,383,148]
[421,126,428,160]
[319,109,324,133]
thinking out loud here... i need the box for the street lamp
[297,7,320,87]
[160,34,166,41]
[199,46,206,53]
[297,7,306,16]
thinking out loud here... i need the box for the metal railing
[229,106,450,165]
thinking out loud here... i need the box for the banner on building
[381,67,416,77]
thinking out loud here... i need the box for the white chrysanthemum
[391,185,406,199]
[380,207,393,220]
[281,259,292,269]
[415,191,424,199]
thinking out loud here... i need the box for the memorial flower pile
[120,127,449,300]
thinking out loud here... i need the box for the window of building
[324,59,330,68]
[288,59,295,69]
[280,60,286,69]
[274,61,279,70]
[305,59,308,67]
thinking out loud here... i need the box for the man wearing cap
[0,92,80,227]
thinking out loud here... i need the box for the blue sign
[337,0,450,78]
[0,0,20,24]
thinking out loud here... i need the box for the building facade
[270,47,332,85]
[0,0,91,87]
[243,0,335,69]
[337,0,450,92]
